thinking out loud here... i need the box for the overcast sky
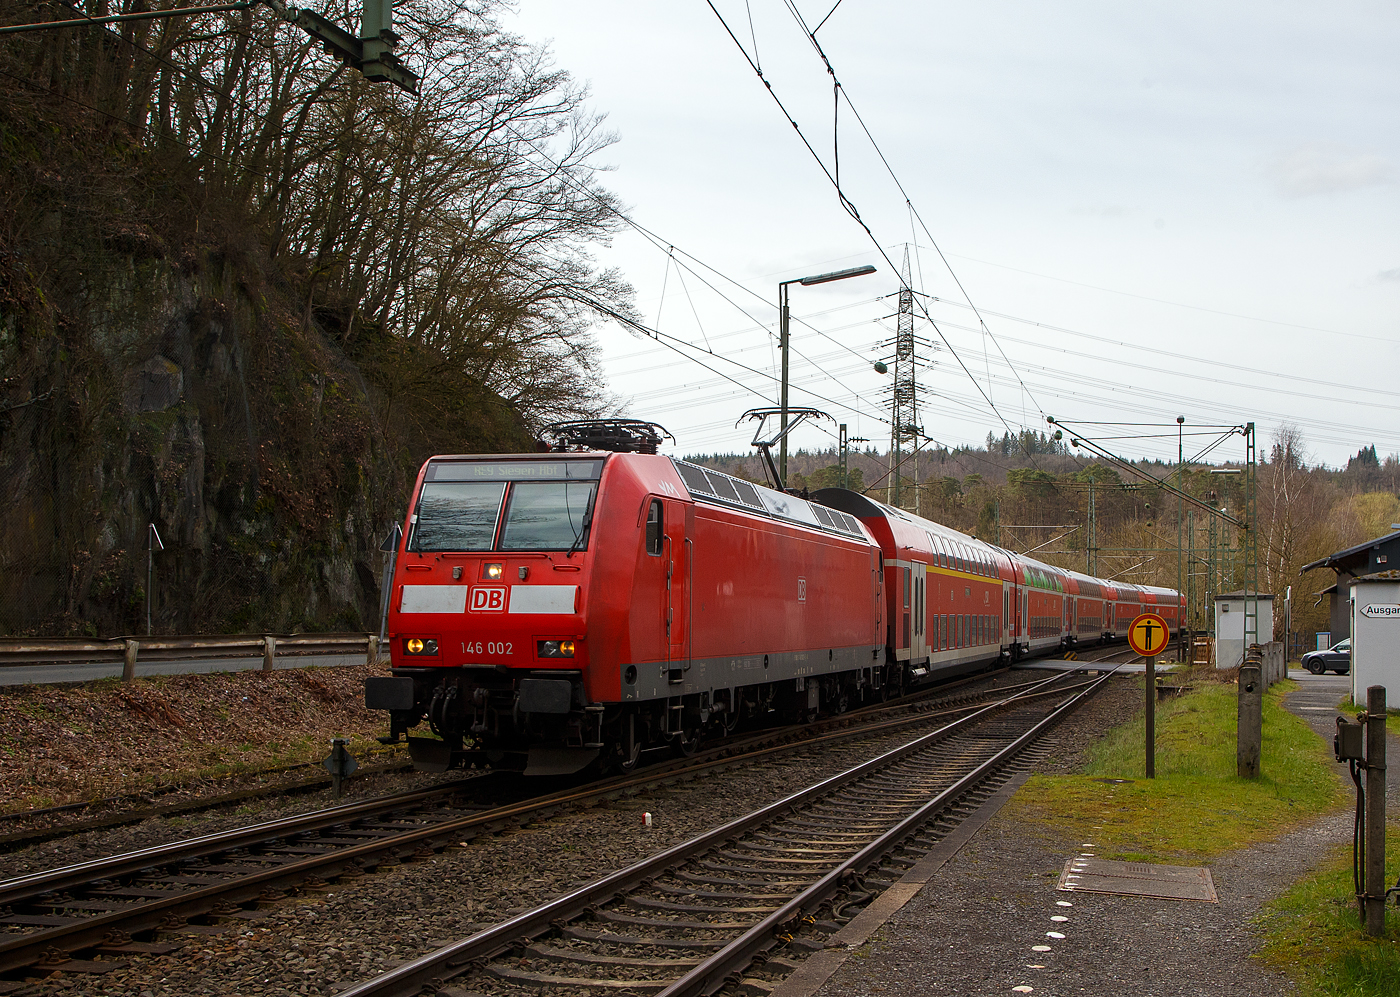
[501,1,1399,470]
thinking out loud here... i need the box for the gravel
[18,669,1071,996]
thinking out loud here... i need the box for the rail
[0,633,381,679]
[332,667,1109,997]
[0,668,1093,976]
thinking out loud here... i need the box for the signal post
[1129,612,1171,778]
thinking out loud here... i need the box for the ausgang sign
[1361,604,1400,619]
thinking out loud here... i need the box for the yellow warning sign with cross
[1128,612,1170,657]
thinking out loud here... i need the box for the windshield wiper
[566,509,593,558]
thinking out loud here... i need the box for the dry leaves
[0,662,394,813]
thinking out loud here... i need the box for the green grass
[1005,676,1348,861]
[1336,698,1400,741]
[1257,839,1400,995]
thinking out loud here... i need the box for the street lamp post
[778,265,875,485]
[1177,415,1184,661]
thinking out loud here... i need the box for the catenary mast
[886,248,918,508]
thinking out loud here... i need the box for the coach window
[645,500,663,555]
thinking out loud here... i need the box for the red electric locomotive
[366,423,1182,774]
[367,443,885,775]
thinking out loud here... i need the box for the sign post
[1129,612,1171,778]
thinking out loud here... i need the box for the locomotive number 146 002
[463,641,514,655]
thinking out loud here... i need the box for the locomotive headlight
[559,640,575,657]
[537,640,576,658]
[484,563,504,580]
[404,638,438,655]
[407,638,424,653]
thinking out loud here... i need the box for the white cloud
[1266,142,1395,198]
[1070,205,1128,218]
[1374,268,1400,283]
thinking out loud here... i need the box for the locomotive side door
[664,499,691,679]
[630,498,669,681]
[911,561,928,663]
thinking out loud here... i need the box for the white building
[1214,591,1276,669]
[1351,571,1400,703]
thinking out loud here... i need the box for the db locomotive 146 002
[365,434,1180,775]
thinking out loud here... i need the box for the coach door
[911,561,928,662]
[664,499,692,680]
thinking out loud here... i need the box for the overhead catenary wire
[704,0,1042,460]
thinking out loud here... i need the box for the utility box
[1214,591,1276,669]
[1350,572,1400,704]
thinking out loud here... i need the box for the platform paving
[788,672,1369,997]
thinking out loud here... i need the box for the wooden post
[366,635,379,666]
[1365,684,1387,936]
[1237,658,1262,778]
[1145,653,1156,778]
[262,636,276,672]
[122,640,139,682]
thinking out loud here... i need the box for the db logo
[798,577,807,603]
[470,587,507,612]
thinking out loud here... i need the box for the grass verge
[1257,838,1400,996]
[1004,674,1348,862]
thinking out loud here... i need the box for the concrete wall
[1253,642,1286,687]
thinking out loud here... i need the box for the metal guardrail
[0,633,381,680]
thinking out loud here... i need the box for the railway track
[0,665,1099,982]
[331,665,1114,997]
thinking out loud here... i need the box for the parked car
[1301,637,1350,675]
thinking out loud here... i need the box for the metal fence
[0,633,381,681]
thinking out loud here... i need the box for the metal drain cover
[1057,857,1218,903]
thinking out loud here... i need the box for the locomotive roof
[670,459,873,543]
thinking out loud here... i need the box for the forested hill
[0,0,630,636]
[687,436,1400,640]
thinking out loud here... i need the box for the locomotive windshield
[409,459,602,552]
[413,482,505,551]
[500,481,596,550]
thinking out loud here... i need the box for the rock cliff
[0,114,531,636]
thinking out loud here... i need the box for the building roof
[1352,570,1400,584]
[1214,590,1276,600]
[1299,531,1400,575]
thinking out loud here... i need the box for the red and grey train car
[816,490,1181,671]
[366,449,1181,774]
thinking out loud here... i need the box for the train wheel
[672,728,700,757]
